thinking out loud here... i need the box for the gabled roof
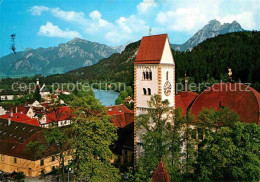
[106,105,134,128]
[135,34,168,64]
[190,83,260,124]
[46,106,72,123]
[0,113,40,126]
[0,118,44,160]
[152,161,170,182]
[0,118,69,161]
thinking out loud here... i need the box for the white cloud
[89,10,102,19]
[50,8,87,24]
[155,0,221,32]
[137,0,157,14]
[30,0,259,45]
[217,12,256,30]
[105,15,148,44]
[29,6,49,16]
[155,0,259,33]
[38,22,81,38]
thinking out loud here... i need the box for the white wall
[160,37,175,65]
[136,65,159,108]
[0,106,6,115]
[161,65,175,107]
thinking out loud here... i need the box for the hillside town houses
[0,34,260,179]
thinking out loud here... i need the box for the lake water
[93,89,119,106]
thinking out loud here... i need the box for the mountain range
[0,38,119,78]
[0,19,245,78]
[171,19,244,51]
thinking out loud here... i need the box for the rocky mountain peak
[171,19,244,51]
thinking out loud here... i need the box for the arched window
[143,67,152,80]
[143,72,146,80]
[166,71,169,80]
[148,88,151,95]
[143,88,147,95]
[146,72,149,80]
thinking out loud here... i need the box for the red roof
[13,106,30,114]
[107,105,134,128]
[46,106,72,123]
[152,161,170,182]
[135,34,167,64]
[190,83,260,124]
[175,91,198,115]
[0,113,39,126]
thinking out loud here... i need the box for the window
[166,71,169,80]
[143,67,152,80]
[143,88,147,95]
[40,159,44,166]
[148,88,151,95]
[14,157,17,164]
[52,156,55,162]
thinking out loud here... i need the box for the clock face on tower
[164,81,172,96]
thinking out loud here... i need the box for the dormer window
[143,67,152,80]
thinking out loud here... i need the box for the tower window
[40,159,44,166]
[143,67,152,80]
[166,71,169,80]
[148,88,151,95]
[143,88,147,95]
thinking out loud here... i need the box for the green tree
[196,122,260,181]
[119,90,128,100]
[33,87,41,101]
[69,95,120,181]
[126,86,133,97]
[14,172,25,182]
[27,127,70,182]
[115,96,123,105]
[136,95,172,179]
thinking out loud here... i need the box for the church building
[134,34,175,160]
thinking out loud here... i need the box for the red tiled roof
[0,118,69,161]
[0,113,39,126]
[107,105,134,128]
[190,83,260,124]
[175,91,198,115]
[152,161,170,182]
[13,106,30,114]
[46,106,72,123]
[135,34,167,64]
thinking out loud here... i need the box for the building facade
[134,34,175,161]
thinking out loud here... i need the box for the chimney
[15,107,18,113]
[11,111,13,118]
[36,78,40,85]
[8,117,11,126]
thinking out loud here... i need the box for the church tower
[134,34,175,161]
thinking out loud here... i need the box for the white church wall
[136,65,159,108]
[161,65,175,107]
[160,37,175,65]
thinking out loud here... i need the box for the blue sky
[0,0,259,57]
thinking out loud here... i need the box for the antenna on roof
[149,27,152,36]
